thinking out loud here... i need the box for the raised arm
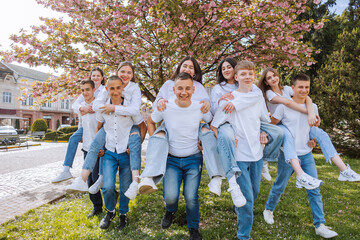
[147,116,157,136]
[270,96,307,114]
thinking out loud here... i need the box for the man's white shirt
[80,101,97,152]
[151,99,212,158]
[96,98,143,154]
[272,101,319,156]
[211,90,270,162]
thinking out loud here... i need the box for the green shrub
[31,119,48,132]
[46,129,52,133]
[57,132,73,141]
[44,131,65,141]
[58,126,78,134]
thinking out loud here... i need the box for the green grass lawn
[1,154,359,239]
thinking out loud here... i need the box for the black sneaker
[189,228,202,240]
[88,208,102,218]
[161,210,175,229]
[99,211,116,229]
[118,214,127,231]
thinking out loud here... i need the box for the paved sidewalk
[0,136,148,225]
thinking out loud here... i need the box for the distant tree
[1,0,325,103]
[56,119,60,129]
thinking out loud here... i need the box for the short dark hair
[107,75,123,85]
[80,79,95,89]
[292,73,310,85]
[174,72,193,82]
[170,56,202,83]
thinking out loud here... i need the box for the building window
[2,92,12,103]
[22,95,34,106]
[42,101,52,108]
[61,99,70,109]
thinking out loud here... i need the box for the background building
[0,62,75,131]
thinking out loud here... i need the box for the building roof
[1,62,56,82]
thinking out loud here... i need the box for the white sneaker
[51,171,72,183]
[261,160,272,181]
[124,181,139,200]
[263,209,274,225]
[228,185,246,208]
[338,164,360,182]
[315,224,338,238]
[138,177,158,194]
[88,178,103,194]
[208,176,222,196]
[296,172,323,190]
[65,177,88,193]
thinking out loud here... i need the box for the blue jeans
[83,151,102,211]
[141,123,224,184]
[235,159,263,240]
[217,122,282,181]
[102,150,132,214]
[260,122,283,162]
[163,152,203,230]
[310,127,338,162]
[265,151,326,228]
[277,124,297,163]
[63,127,83,167]
[83,125,141,174]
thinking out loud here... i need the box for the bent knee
[201,127,209,133]
[154,131,166,138]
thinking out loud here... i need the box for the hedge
[58,126,78,134]
[31,119,48,132]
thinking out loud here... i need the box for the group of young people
[51,56,359,240]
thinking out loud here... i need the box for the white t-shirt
[266,86,293,115]
[211,90,270,162]
[151,99,212,157]
[80,101,97,152]
[272,101,319,156]
[96,98,143,154]
[211,83,263,114]
[153,80,210,108]
[93,82,142,118]
[210,82,238,115]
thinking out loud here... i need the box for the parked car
[57,124,71,131]
[0,126,18,135]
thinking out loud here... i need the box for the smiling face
[90,70,103,88]
[173,78,195,107]
[80,83,95,103]
[106,79,124,104]
[265,71,280,89]
[117,65,134,86]
[179,60,195,77]
[292,80,310,100]
[234,69,255,89]
[221,61,235,83]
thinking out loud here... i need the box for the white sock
[228,175,237,188]
[97,175,103,182]
[63,166,70,172]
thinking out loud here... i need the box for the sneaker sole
[138,185,157,195]
[51,177,72,183]
[338,177,360,182]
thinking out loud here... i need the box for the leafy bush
[58,126,78,134]
[57,132,73,141]
[31,119,48,132]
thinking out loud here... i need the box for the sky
[0,0,351,74]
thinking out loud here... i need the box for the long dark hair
[89,67,106,85]
[170,56,202,84]
[216,57,237,86]
[257,67,282,101]
[117,61,136,82]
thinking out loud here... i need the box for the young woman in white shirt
[258,67,359,183]
[139,56,226,196]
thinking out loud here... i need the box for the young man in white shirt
[147,72,211,240]
[78,80,103,217]
[211,61,270,240]
[263,73,338,239]
[96,75,142,231]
